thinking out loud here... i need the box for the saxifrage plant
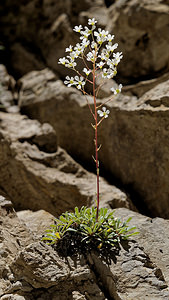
[42,18,138,254]
[58,18,122,221]
[42,206,138,255]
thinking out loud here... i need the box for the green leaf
[125,226,137,232]
[126,217,132,223]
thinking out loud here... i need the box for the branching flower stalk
[58,18,123,221]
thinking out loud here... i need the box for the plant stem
[93,53,100,222]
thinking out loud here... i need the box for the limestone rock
[17,210,55,240]
[0,111,133,215]
[18,68,169,218]
[114,208,169,287]
[88,242,169,300]
[10,43,46,77]
[0,196,33,296]
[1,199,169,299]
[0,65,17,112]
[123,72,169,98]
[107,0,169,83]
[0,198,105,299]
[8,242,105,299]
[0,0,106,77]
[138,79,169,107]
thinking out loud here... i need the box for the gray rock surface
[0,197,105,299]
[0,111,133,215]
[138,79,169,107]
[0,65,17,112]
[18,68,169,218]
[0,196,33,296]
[7,204,169,300]
[87,208,169,299]
[114,208,169,287]
[88,243,169,300]
[123,72,169,98]
[107,0,169,83]
[1,196,169,299]
[1,0,169,84]
[17,210,55,240]
[0,0,106,77]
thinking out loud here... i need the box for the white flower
[107,34,114,42]
[94,28,109,44]
[65,60,77,68]
[97,107,110,118]
[74,43,84,53]
[83,68,91,76]
[68,51,79,60]
[84,26,92,35]
[107,59,115,68]
[101,68,115,79]
[80,27,92,40]
[102,68,108,78]
[106,68,116,79]
[86,51,96,62]
[64,76,76,87]
[98,49,109,61]
[94,28,109,38]
[88,18,97,26]
[91,41,97,49]
[80,31,90,40]
[96,61,104,69]
[94,28,101,37]
[106,43,118,52]
[96,36,103,45]
[81,38,90,48]
[106,61,117,77]
[101,29,109,37]
[113,52,123,65]
[110,84,123,95]
[108,67,117,77]
[58,57,69,65]
[65,45,73,52]
[98,52,106,61]
[74,76,85,89]
[73,25,83,33]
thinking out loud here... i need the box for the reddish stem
[93,52,100,222]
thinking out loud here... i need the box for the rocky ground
[0,0,169,299]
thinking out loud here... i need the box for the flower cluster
[58,18,123,118]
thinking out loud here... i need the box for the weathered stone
[88,241,169,300]
[0,111,57,151]
[2,200,169,299]
[1,295,26,300]
[0,111,133,215]
[87,207,169,299]
[107,0,169,83]
[18,68,169,218]
[122,72,169,98]
[0,65,17,112]
[0,199,105,299]
[8,242,105,299]
[138,79,169,107]
[0,196,33,296]
[17,210,55,240]
[114,208,169,287]
[10,43,46,77]
[78,1,108,28]
[0,0,106,77]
